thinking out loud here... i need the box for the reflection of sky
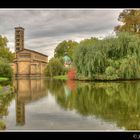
[3,93,122,130]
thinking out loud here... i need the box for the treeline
[74,32,140,80]
[48,32,140,80]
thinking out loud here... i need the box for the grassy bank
[0,77,9,82]
[53,75,68,80]
[75,75,140,82]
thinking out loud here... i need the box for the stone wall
[13,49,48,76]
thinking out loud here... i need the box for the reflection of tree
[0,89,14,117]
[47,79,140,130]
[0,84,14,130]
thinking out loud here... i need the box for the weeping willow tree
[73,32,140,80]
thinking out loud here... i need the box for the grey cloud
[0,9,123,59]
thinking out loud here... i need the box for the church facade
[12,27,48,77]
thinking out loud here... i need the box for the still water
[1,78,140,130]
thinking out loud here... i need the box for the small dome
[63,55,71,64]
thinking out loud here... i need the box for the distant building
[63,52,71,68]
[12,27,48,77]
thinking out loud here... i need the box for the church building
[12,27,48,77]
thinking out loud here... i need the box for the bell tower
[15,27,24,52]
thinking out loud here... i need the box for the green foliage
[53,75,68,80]
[0,121,6,130]
[54,40,78,60]
[105,66,116,76]
[45,57,66,77]
[114,9,140,36]
[0,35,8,47]
[0,77,9,82]
[0,47,15,62]
[74,32,140,80]
[0,36,15,62]
[0,58,13,79]
[0,35,14,80]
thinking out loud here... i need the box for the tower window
[16,48,20,51]
[16,43,20,46]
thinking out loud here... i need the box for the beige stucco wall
[18,61,30,75]
[12,49,48,76]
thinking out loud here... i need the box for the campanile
[15,27,24,52]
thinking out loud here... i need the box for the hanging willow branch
[73,32,140,80]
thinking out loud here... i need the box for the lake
[1,78,140,130]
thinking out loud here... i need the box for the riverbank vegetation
[0,58,13,79]
[46,32,140,81]
[53,75,68,80]
[0,36,14,80]
[45,57,66,77]
[73,32,140,80]
[0,77,9,82]
[0,121,6,130]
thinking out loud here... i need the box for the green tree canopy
[114,9,140,36]
[45,57,65,77]
[0,35,15,62]
[0,35,8,47]
[73,32,140,80]
[54,40,78,60]
[0,57,13,79]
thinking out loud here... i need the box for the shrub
[0,57,13,79]
[105,66,116,76]
[45,57,65,77]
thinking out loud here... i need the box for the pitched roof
[17,48,48,57]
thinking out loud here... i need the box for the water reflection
[46,80,140,130]
[5,78,140,130]
[0,81,14,130]
[14,78,48,126]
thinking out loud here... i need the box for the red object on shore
[67,68,76,80]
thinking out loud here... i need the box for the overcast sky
[0,9,123,59]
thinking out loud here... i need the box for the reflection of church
[15,79,48,126]
[16,101,25,125]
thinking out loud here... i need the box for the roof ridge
[17,48,48,57]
